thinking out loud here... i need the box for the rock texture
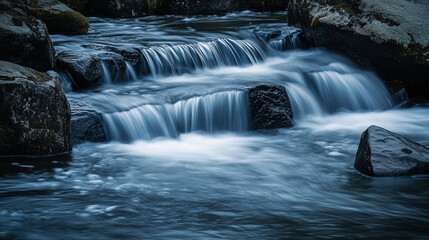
[0,60,72,156]
[83,0,151,17]
[81,0,287,17]
[248,84,294,130]
[288,0,429,98]
[70,100,106,144]
[355,125,429,177]
[154,0,288,15]
[0,11,55,71]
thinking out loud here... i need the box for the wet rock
[248,84,294,130]
[56,51,126,89]
[254,27,305,51]
[288,0,429,99]
[70,100,106,144]
[391,88,408,106]
[0,12,55,71]
[355,125,429,177]
[0,60,72,156]
[82,44,140,64]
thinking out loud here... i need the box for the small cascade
[103,91,249,142]
[100,61,112,84]
[125,61,138,81]
[139,38,267,77]
[285,66,393,119]
[269,29,302,51]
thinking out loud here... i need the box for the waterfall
[285,66,393,119]
[269,28,302,51]
[103,91,249,142]
[125,61,138,81]
[139,38,267,77]
[100,61,112,84]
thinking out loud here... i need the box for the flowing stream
[1,12,428,239]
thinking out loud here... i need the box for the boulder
[355,125,429,177]
[70,100,106,144]
[34,0,90,35]
[288,0,429,99]
[83,0,150,18]
[0,11,55,71]
[56,51,126,89]
[0,60,72,156]
[1,0,89,35]
[248,84,294,130]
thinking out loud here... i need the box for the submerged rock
[288,0,429,99]
[0,11,55,71]
[0,61,72,156]
[70,100,106,144]
[354,125,429,177]
[248,84,294,130]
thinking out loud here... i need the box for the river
[1,11,428,239]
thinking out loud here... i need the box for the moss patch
[38,10,89,34]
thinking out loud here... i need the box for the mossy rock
[38,9,89,35]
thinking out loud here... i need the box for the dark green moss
[38,10,90,34]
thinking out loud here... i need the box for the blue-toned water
[1,12,428,239]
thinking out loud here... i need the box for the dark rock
[391,88,408,106]
[70,100,106,144]
[60,0,88,11]
[82,44,140,65]
[56,51,126,89]
[1,0,89,35]
[248,84,294,130]
[82,0,288,17]
[0,60,72,156]
[0,12,55,71]
[354,125,429,177]
[288,0,429,99]
[254,27,305,51]
[83,0,150,18]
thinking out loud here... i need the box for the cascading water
[139,38,267,77]
[100,61,112,84]
[269,28,303,51]
[284,63,393,118]
[103,91,249,142]
[125,61,138,81]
